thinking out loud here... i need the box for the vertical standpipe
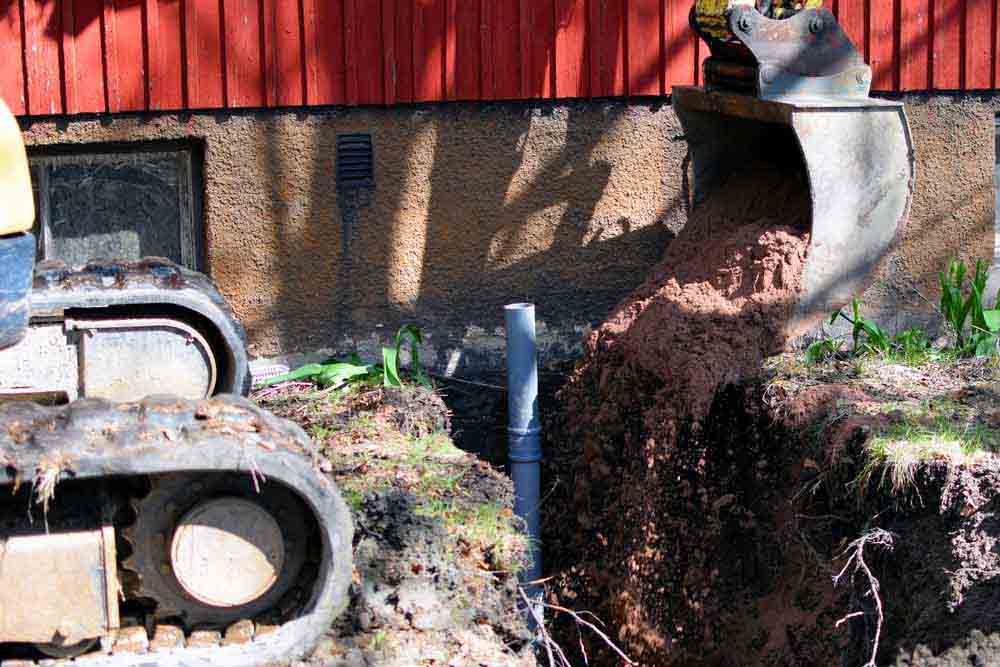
[504,303,543,627]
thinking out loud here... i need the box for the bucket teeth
[185,631,221,648]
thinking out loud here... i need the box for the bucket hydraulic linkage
[681,0,915,336]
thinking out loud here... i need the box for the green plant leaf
[975,334,998,358]
[984,310,1000,333]
[390,324,430,387]
[316,362,374,389]
[805,340,827,364]
[258,363,326,387]
[382,346,403,387]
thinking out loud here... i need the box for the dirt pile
[257,385,536,667]
[546,161,814,664]
[762,357,1000,666]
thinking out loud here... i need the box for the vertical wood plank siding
[4,0,999,118]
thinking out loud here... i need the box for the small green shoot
[257,324,431,390]
[805,337,844,364]
[830,298,892,356]
[939,258,1000,358]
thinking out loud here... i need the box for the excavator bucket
[680,2,915,336]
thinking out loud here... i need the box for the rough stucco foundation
[19,95,996,373]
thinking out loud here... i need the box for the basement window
[28,144,202,270]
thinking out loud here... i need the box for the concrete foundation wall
[19,95,997,374]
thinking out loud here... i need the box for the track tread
[0,395,353,667]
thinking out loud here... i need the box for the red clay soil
[550,163,813,664]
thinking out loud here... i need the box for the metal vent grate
[336,134,374,190]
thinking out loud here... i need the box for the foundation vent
[336,134,374,190]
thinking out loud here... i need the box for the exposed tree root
[834,528,896,667]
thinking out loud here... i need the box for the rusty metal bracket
[0,526,119,646]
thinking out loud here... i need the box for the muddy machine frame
[0,99,352,665]
[682,1,915,334]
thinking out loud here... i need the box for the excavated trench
[540,129,1000,665]
[543,121,1000,667]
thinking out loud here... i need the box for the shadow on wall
[256,101,686,363]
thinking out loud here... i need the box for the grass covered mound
[255,382,535,667]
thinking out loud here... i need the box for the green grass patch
[860,416,1000,494]
[415,499,529,574]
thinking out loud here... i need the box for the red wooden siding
[3,0,999,118]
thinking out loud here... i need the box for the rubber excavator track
[0,395,353,666]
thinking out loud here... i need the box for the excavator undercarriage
[0,396,353,666]
[0,97,353,665]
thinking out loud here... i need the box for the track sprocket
[122,472,311,630]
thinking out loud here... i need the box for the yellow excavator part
[0,98,34,237]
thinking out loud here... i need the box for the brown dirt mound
[548,163,812,664]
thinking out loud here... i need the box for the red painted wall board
[184,0,224,109]
[24,0,64,115]
[964,0,993,89]
[63,0,106,113]
[224,0,264,108]
[105,0,146,112]
[628,0,662,96]
[479,0,495,99]
[394,0,415,103]
[344,0,382,105]
[382,0,397,104]
[526,0,555,98]
[598,0,626,96]
[932,0,962,89]
[664,0,696,90]
[444,0,456,98]
[870,0,898,91]
[413,0,444,101]
[554,0,587,98]
[452,0,478,100]
[262,0,303,106]
[147,0,184,110]
[900,0,931,89]
[493,0,520,99]
[0,0,26,114]
[303,0,345,105]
